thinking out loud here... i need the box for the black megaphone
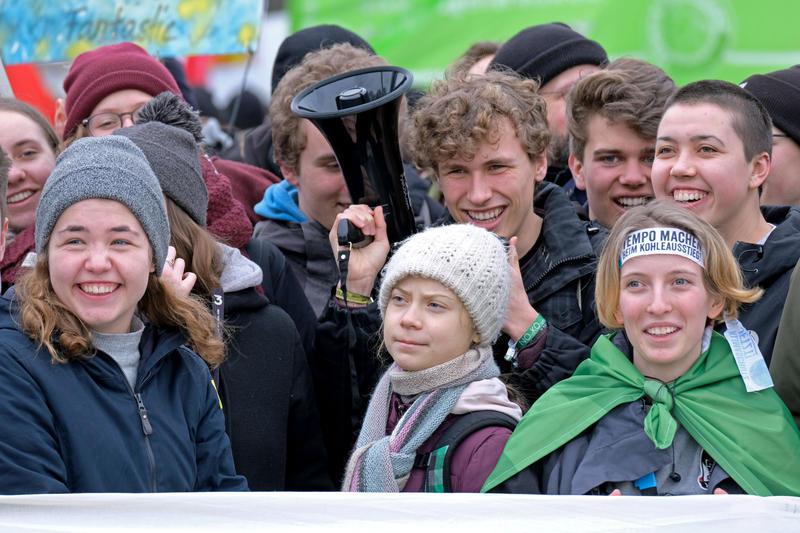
[291,66,417,245]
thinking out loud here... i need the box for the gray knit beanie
[378,224,511,346]
[35,135,170,275]
[114,121,208,226]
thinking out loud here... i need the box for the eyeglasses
[81,105,145,135]
[539,69,595,100]
[772,133,789,146]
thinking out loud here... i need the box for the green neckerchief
[482,331,800,496]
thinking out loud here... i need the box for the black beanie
[741,65,800,147]
[271,24,375,94]
[489,23,608,87]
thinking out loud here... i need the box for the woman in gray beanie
[115,120,333,491]
[342,223,523,493]
[0,135,247,494]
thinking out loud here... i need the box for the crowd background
[0,0,799,498]
[3,1,800,128]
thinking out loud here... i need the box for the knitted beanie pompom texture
[379,224,511,346]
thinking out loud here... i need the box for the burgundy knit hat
[62,42,181,138]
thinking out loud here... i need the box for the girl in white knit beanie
[342,223,523,492]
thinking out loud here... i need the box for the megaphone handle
[337,218,374,249]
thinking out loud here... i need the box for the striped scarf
[342,345,499,492]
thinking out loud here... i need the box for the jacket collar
[520,182,599,295]
[434,182,600,296]
[733,205,800,284]
[135,325,189,382]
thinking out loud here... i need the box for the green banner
[289,0,800,86]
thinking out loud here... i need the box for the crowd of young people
[0,21,798,497]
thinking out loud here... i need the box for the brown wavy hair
[165,198,223,298]
[407,70,550,177]
[596,200,762,329]
[567,57,675,161]
[15,247,226,368]
[270,43,387,174]
[447,41,501,78]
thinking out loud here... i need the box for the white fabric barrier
[0,492,798,532]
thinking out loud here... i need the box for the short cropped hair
[448,41,502,78]
[596,200,762,329]
[408,70,550,176]
[665,79,773,161]
[0,146,9,221]
[568,57,675,160]
[270,43,387,173]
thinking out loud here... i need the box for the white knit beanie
[378,224,511,346]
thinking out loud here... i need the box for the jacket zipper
[101,347,162,492]
[132,388,158,492]
[525,253,592,293]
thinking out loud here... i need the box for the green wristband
[516,315,547,350]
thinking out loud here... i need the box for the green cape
[482,332,800,496]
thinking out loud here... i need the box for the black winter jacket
[218,286,333,490]
[214,242,332,490]
[732,205,800,363]
[246,238,317,356]
[0,296,247,494]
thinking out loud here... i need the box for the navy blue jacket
[0,296,248,494]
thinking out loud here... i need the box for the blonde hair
[15,248,225,368]
[596,200,762,328]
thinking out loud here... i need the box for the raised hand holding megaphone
[328,205,391,299]
[291,66,417,246]
[293,65,418,300]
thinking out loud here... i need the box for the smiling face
[281,120,352,230]
[761,128,800,206]
[438,117,546,255]
[616,254,723,382]
[571,116,655,228]
[384,276,478,371]
[0,110,57,232]
[651,103,769,244]
[48,199,154,334]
